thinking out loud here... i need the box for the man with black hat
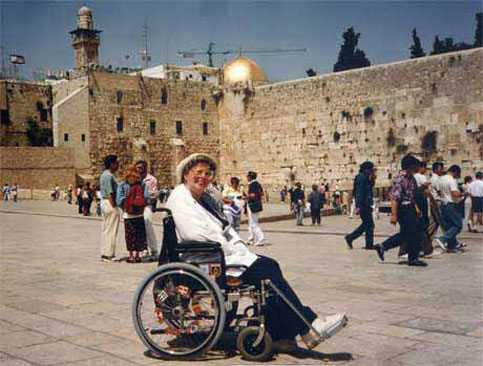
[245,171,267,246]
[345,161,375,250]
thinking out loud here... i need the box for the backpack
[125,183,146,215]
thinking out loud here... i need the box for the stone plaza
[0,200,482,365]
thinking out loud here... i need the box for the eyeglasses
[192,169,214,179]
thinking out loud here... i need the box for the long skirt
[124,217,147,252]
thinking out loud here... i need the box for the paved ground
[0,200,482,365]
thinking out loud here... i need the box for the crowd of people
[344,155,482,267]
[2,183,18,202]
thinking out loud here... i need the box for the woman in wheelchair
[163,153,348,352]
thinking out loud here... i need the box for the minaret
[69,6,102,70]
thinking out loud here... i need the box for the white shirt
[468,180,483,197]
[414,173,428,187]
[166,184,258,276]
[430,174,442,200]
[439,174,460,204]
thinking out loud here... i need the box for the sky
[0,0,481,82]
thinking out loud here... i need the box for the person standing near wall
[3,183,10,201]
[136,160,159,259]
[345,162,375,250]
[308,184,322,225]
[99,155,121,262]
[468,171,483,232]
[293,182,306,226]
[245,171,267,246]
[222,177,244,233]
[375,155,427,267]
[428,162,446,248]
[11,183,18,202]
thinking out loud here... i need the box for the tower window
[203,122,209,135]
[201,99,207,111]
[40,109,48,122]
[89,88,95,96]
[117,117,124,132]
[176,121,182,135]
[161,87,168,105]
[202,75,207,82]
[150,120,156,135]
[1,110,10,125]
[117,90,123,103]
[64,133,69,142]
[81,134,86,142]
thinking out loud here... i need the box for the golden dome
[223,56,268,84]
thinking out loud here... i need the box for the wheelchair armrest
[225,264,249,270]
[175,241,222,253]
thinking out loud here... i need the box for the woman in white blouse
[166,153,347,352]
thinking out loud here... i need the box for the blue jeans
[440,203,462,250]
[346,206,374,247]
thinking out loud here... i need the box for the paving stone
[0,331,55,351]
[63,332,123,347]
[5,341,103,365]
[0,359,36,366]
[398,317,482,336]
[0,320,24,334]
[66,356,139,366]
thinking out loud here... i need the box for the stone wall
[0,81,53,146]
[86,71,219,186]
[0,147,75,189]
[218,48,483,190]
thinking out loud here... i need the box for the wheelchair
[132,208,331,361]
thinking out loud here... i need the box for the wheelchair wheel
[133,262,226,358]
[237,326,274,361]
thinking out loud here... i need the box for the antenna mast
[140,19,151,69]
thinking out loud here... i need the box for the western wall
[218,48,483,190]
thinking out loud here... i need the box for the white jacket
[166,184,257,275]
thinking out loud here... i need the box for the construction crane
[177,43,307,67]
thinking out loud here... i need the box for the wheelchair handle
[156,207,172,214]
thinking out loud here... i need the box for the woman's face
[184,162,213,198]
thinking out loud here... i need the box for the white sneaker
[434,238,447,252]
[398,254,408,260]
[254,240,267,246]
[301,313,348,349]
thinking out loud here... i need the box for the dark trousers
[399,196,433,256]
[77,196,83,214]
[151,198,157,213]
[346,206,374,247]
[382,205,421,262]
[310,208,321,224]
[241,256,317,341]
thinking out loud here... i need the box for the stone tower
[69,6,102,70]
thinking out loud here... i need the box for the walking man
[245,171,267,246]
[345,161,375,250]
[293,182,306,226]
[375,155,427,266]
[136,160,159,258]
[3,183,10,201]
[434,165,465,253]
[99,155,121,262]
[428,162,445,244]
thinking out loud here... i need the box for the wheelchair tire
[133,262,226,359]
[237,326,274,362]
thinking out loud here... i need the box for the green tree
[430,35,446,55]
[333,27,371,72]
[409,28,426,58]
[474,12,482,47]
